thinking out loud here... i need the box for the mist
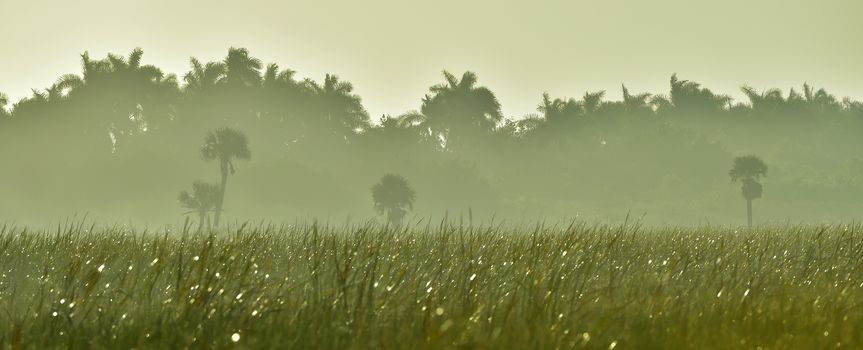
[1,47,861,227]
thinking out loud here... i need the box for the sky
[1,0,861,119]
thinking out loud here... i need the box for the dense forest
[1,47,862,226]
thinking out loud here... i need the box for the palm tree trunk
[214,161,229,227]
[746,199,753,228]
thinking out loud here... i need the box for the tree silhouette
[184,58,226,95]
[802,83,841,115]
[581,90,606,116]
[178,181,221,231]
[305,74,370,140]
[50,48,179,152]
[529,92,583,144]
[4,46,863,226]
[740,86,791,118]
[621,85,653,115]
[223,47,263,88]
[201,127,251,227]
[371,174,416,226]
[415,71,502,149]
[651,74,731,116]
[729,155,768,228]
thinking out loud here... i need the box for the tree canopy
[1,47,862,225]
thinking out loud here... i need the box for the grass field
[1,220,862,349]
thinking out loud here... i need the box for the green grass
[1,220,862,349]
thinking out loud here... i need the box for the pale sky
[1,0,861,119]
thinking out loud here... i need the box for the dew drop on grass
[97,264,105,272]
[435,307,444,316]
[470,273,477,281]
[231,333,240,342]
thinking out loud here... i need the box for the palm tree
[50,48,179,151]
[306,74,370,138]
[371,174,416,225]
[621,85,653,115]
[662,74,732,113]
[222,47,262,88]
[530,92,583,143]
[417,71,502,148]
[740,86,786,115]
[581,90,606,116]
[539,93,582,123]
[7,88,64,119]
[178,181,221,231]
[729,155,767,228]
[201,127,251,227]
[183,58,226,94]
[802,83,840,114]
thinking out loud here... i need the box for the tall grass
[1,220,861,349]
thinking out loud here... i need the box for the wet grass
[1,220,862,349]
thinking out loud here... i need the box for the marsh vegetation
[1,222,861,349]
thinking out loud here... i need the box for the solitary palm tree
[371,174,416,226]
[178,181,221,231]
[201,127,251,227]
[729,155,767,228]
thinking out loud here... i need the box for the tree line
[0,47,861,225]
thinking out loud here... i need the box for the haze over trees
[1,47,862,225]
